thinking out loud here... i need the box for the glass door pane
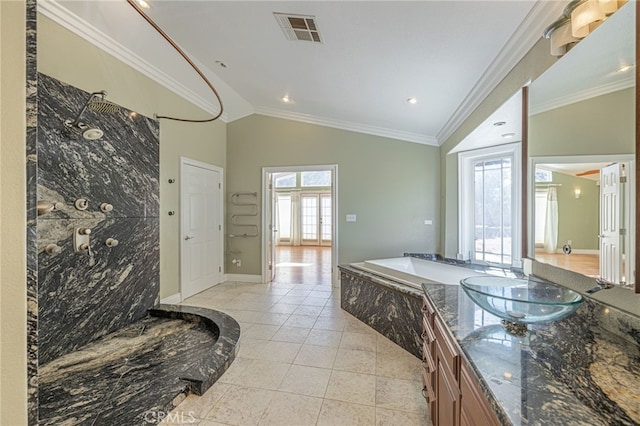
[301,194,319,245]
[320,194,332,245]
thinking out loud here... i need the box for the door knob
[185,235,194,240]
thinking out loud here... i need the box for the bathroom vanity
[421,282,640,425]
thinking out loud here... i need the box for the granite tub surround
[38,305,240,426]
[339,265,423,358]
[422,282,640,426]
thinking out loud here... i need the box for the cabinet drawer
[422,341,436,373]
[435,317,459,379]
[422,295,436,322]
[421,368,436,403]
[422,316,436,343]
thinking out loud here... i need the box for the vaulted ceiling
[41,1,566,145]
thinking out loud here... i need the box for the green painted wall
[227,114,440,276]
[529,88,635,157]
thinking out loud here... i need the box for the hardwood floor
[534,252,600,277]
[275,245,332,285]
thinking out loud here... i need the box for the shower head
[86,93,120,114]
[64,90,121,139]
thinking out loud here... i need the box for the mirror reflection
[528,1,635,286]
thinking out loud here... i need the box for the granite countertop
[422,282,640,426]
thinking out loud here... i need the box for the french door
[301,193,332,246]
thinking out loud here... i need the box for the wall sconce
[574,187,582,199]
[543,0,626,56]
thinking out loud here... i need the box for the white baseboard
[161,293,182,304]
[224,274,264,283]
[535,248,599,255]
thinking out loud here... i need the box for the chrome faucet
[586,278,615,294]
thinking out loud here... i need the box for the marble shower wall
[37,73,160,365]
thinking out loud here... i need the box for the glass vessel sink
[460,276,583,335]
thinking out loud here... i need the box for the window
[459,144,521,267]
[301,171,331,187]
[275,173,296,188]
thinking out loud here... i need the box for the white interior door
[600,163,622,284]
[301,194,320,245]
[181,159,223,299]
[267,176,277,281]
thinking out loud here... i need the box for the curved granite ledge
[38,305,240,425]
[422,282,640,426]
[150,304,241,395]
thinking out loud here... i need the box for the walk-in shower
[64,90,120,140]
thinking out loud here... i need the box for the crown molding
[529,77,634,115]
[38,0,227,122]
[253,106,439,146]
[436,0,567,145]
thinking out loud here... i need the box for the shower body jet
[65,90,120,140]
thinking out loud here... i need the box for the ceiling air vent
[274,12,322,43]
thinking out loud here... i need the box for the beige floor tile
[253,312,291,326]
[340,332,378,352]
[234,359,291,390]
[259,340,302,363]
[344,319,378,335]
[173,382,230,419]
[294,305,325,316]
[325,370,376,406]
[236,338,269,360]
[198,420,231,426]
[257,392,323,426]
[271,326,311,343]
[376,350,422,380]
[376,335,408,355]
[217,357,253,384]
[313,316,347,331]
[287,289,313,297]
[375,407,432,426]
[305,329,343,348]
[294,344,338,369]
[240,324,280,340]
[333,348,376,374]
[205,385,276,426]
[220,309,263,323]
[316,399,376,426]
[308,290,332,299]
[278,295,308,305]
[283,314,318,328]
[268,303,300,314]
[301,296,329,307]
[278,364,332,397]
[375,376,425,413]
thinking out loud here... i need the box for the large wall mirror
[527,1,636,289]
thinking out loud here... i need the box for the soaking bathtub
[350,256,484,289]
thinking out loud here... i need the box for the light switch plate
[346,214,357,222]
[424,219,433,225]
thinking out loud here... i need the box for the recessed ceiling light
[493,121,507,127]
[501,132,516,139]
[407,98,418,105]
[136,0,151,9]
[617,64,634,73]
[282,95,292,103]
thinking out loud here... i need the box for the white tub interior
[351,257,484,289]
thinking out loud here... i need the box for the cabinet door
[460,363,500,426]
[436,359,459,426]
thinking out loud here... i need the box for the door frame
[261,165,339,285]
[180,157,224,301]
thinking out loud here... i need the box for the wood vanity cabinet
[421,295,500,426]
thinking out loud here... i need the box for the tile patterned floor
[163,278,431,425]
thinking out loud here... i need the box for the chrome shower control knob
[45,244,62,255]
[79,228,92,235]
[100,203,113,212]
[74,198,89,210]
[105,238,119,247]
[53,202,65,210]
